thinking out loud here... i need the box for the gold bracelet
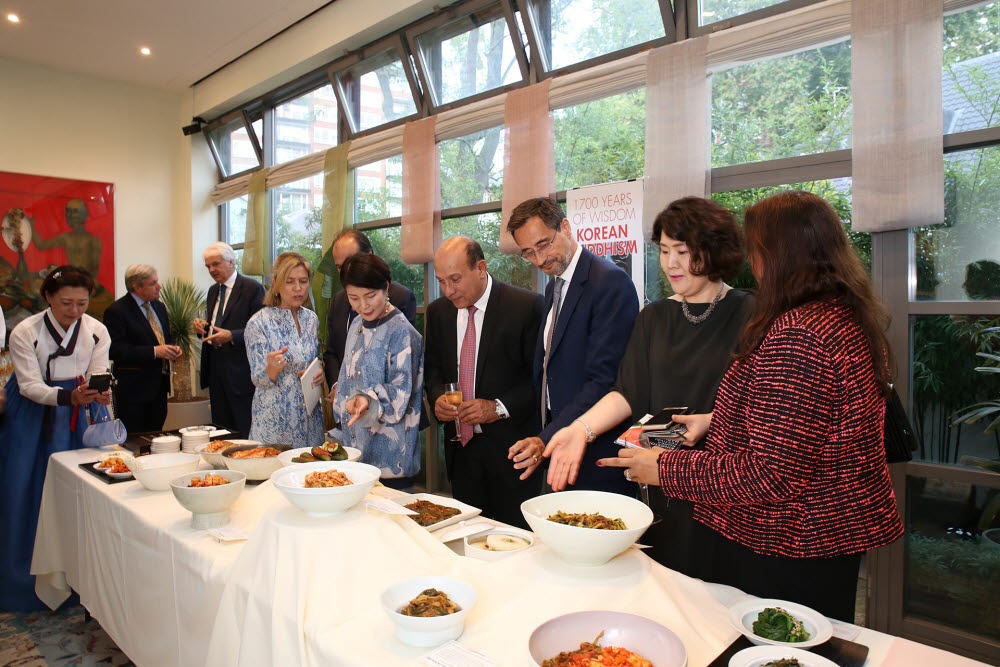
[573,418,596,443]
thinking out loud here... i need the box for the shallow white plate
[729,645,839,667]
[728,599,833,649]
[93,454,134,479]
[392,493,481,532]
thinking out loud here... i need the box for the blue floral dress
[329,309,423,480]
[245,306,324,446]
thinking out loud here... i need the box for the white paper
[207,525,249,542]
[362,496,419,515]
[300,357,322,415]
[831,619,861,641]
[419,641,499,667]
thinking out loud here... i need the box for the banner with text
[566,179,644,305]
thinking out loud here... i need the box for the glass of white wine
[444,382,463,442]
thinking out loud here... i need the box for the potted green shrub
[159,278,210,429]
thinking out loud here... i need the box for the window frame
[203,109,263,180]
[686,0,827,37]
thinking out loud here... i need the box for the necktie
[214,283,228,328]
[144,302,169,374]
[458,305,477,445]
[540,278,565,428]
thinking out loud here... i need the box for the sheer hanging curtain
[314,142,353,342]
[401,116,441,264]
[242,169,270,276]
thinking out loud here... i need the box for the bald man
[424,237,544,527]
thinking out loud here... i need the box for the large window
[274,85,339,166]
[334,47,419,133]
[206,113,261,178]
[440,127,504,208]
[356,156,403,223]
[943,2,1000,134]
[273,176,323,270]
[442,213,532,289]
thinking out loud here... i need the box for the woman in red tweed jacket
[602,190,903,621]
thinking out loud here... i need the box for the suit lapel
[475,282,502,393]
[443,302,459,385]
[206,284,219,322]
[549,250,590,358]
[217,276,240,326]
[126,295,158,344]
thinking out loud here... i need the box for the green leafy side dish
[762,659,802,667]
[752,607,810,643]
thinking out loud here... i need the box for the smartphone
[641,406,693,431]
[88,372,113,393]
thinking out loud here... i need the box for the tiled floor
[0,605,132,667]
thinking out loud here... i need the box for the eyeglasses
[519,229,560,263]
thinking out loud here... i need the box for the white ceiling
[0,0,336,91]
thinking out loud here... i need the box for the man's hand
[155,344,182,360]
[457,398,499,425]
[192,317,208,335]
[542,421,590,491]
[204,325,233,346]
[433,393,458,423]
[508,436,545,481]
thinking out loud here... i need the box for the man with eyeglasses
[507,197,639,495]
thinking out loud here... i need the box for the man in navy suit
[425,237,543,527]
[507,197,639,494]
[104,265,182,432]
[193,242,265,437]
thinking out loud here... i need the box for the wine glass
[444,382,463,442]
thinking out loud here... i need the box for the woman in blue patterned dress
[245,252,325,446]
[328,254,423,489]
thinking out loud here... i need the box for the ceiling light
[7,13,20,23]
[139,46,151,56]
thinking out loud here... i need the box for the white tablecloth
[31,449,988,667]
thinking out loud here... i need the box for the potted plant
[159,278,210,429]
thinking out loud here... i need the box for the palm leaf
[159,278,206,358]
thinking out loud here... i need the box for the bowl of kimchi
[380,576,477,647]
[271,460,380,515]
[220,443,291,481]
[521,490,653,567]
[528,610,686,667]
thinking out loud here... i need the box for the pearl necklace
[681,283,725,325]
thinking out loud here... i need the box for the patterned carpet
[0,605,132,666]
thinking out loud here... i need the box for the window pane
[274,176,323,270]
[914,147,1000,301]
[365,226,425,307]
[356,156,403,222]
[440,127,504,209]
[700,0,795,26]
[526,0,666,71]
[554,89,645,191]
[415,4,522,106]
[911,315,1000,464]
[337,48,418,132]
[943,2,1000,133]
[274,85,339,167]
[223,195,248,247]
[711,41,852,167]
[207,116,259,177]
[442,213,533,290]
[903,473,1000,641]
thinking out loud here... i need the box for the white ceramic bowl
[221,443,291,481]
[520,490,653,566]
[271,461,380,515]
[170,470,246,528]
[380,576,477,647]
[277,446,362,467]
[126,453,201,491]
[463,527,534,561]
[528,610,687,667]
[199,439,260,469]
[729,645,839,667]
[728,598,833,649]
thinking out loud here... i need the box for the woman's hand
[95,389,112,406]
[508,436,545,481]
[542,422,590,491]
[265,346,289,382]
[344,394,370,426]
[597,447,662,485]
[670,412,713,445]
[70,384,101,406]
[296,366,326,387]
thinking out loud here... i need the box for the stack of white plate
[150,435,181,454]
[179,425,213,453]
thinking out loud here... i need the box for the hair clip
[51,271,62,280]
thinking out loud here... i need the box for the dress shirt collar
[472,274,493,313]
[130,292,147,310]
[221,271,238,291]
[555,243,583,288]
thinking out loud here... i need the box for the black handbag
[884,386,917,463]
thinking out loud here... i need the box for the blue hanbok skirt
[0,375,91,610]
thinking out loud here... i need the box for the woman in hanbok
[329,254,423,490]
[245,252,325,446]
[0,266,111,610]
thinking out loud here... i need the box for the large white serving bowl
[729,645,838,667]
[520,490,653,566]
[277,445,362,467]
[169,470,246,529]
[528,610,687,667]
[221,443,291,481]
[728,598,833,649]
[126,453,201,491]
[198,439,260,468]
[271,461,380,516]
[380,576,477,648]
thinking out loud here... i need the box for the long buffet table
[30,448,986,667]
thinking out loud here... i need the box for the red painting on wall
[0,170,115,337]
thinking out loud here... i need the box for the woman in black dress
[525,196,752,578]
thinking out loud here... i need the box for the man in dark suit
[323,229,417,387]
[507,197,639,494]
[425,237,543,527]
[193,242,265,437]
[103,265,182,433]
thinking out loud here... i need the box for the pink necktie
[458,305,477,445]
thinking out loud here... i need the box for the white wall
[0,56,187,296]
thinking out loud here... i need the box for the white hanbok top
[9,309,110,406]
